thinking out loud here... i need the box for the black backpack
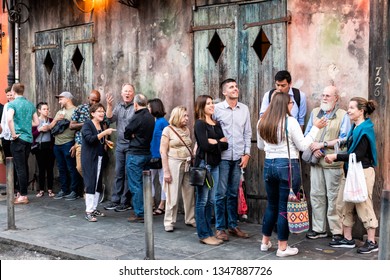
[268,88,301,109]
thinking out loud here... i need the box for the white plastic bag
[343,153,368,203]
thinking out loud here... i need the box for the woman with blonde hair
[160,106,195,232]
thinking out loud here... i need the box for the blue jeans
[53,141,81,194]
[126,153,151,217]
[111,142,132,205]
[195,161,218,239]
[262,158,300,241]
[215,159,241,230]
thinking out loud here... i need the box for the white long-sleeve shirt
[0,103,12,140]
[257,116,319,159]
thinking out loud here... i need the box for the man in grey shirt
[104,83,135,212]
[213,78,252,241]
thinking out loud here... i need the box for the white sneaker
[276,246,299,257]
[260,241,272,251]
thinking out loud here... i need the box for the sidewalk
[0,192,378,260]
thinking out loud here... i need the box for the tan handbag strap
[168,126,194,157]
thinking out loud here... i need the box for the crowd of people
[0,71,380,257]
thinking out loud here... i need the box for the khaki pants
[76,144,82,176]
[163,159,195,228]
[310,166,343,235]
[340,167,378,229]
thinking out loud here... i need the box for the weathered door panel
[193,5,237,100]
[62,24,94,106]
[35,30,62,114]
[193,0,287,223]
[35,24,93,113]
[237,1,287,223]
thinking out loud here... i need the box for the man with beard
[304,85,351,241]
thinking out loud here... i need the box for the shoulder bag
[168,126,212,188]
[343,153,368,203]
[286,118,310,234]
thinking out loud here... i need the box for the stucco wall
[288,0,369,116]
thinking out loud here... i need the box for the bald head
[321,85,339,112]
[323,85,339,97]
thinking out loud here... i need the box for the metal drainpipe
[379,190,390,260]
[6,157,16,230]
[143,170,154,260]
[14,21,19,83]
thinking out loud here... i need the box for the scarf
[347,118,377,166]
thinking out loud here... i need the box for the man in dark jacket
[124,94,155,222]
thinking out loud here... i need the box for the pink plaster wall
[288,0,370,116]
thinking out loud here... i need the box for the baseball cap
[55,91,74,99]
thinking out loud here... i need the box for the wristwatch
[323,141,328,148]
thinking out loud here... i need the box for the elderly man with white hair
[304,85,351,241]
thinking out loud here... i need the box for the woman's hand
[313,117,327,129]
[208,138,218,144]
[104,128,117,135]
[164,171,172,183]
[220,137,227,142]
[324,154,337,164]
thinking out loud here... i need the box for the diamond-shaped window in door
[207,31,225,63]
[252,27,272,62]
[72,46,84,72]
[43,51,54,75]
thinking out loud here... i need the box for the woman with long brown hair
[194,95,228,245]
[257,91,326,257]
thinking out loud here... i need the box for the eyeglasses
[95,110,105,113]
[289,101,295,105]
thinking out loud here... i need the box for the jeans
[111,142,132,205]
[215,159,241,230]
[53,141,81,194]
[195,161,218,239]
[262,158,300,241]
[126,153,151,217]
[10,138,31,195]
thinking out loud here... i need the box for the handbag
[285,118,310,234]
[168,126,213,188]
[343,153,368,203]
[149,158,162,169]
[237,169,248,215]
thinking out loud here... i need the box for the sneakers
[165,226,174,232]
[114,204,133,212]
[215,230,229,241]
[92,210,106,217]
[331,234,343,242]
[306,231,328,239]
[329,237,356,248]
[64,191,78,201]
[54,190,67,200]
[104,202,119,210]
[228,227,249,238]
[260,241,272,252]
[276,246,299,257]
[357,240,378,254]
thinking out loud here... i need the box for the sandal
[48,190,55,197]
[153,208,165,216]
[36,191,44,197]
[85,212,97,222]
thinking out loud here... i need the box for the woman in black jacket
[81,103,116,222]
[194,95,228,245]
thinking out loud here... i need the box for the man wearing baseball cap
[50,91,81,200]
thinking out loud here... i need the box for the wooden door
[193,0,287,223]
[35,23,94,113]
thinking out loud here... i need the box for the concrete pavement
[0,191,378,260]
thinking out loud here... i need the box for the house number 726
[374,66,382,97]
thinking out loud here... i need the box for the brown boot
[199,236,222,246]
[228,227,249,238]
[215,229,229,241]
[210,236,224,245]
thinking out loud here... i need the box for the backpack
[268,88,301,109]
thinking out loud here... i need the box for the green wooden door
[35,23,94,112]
[193,0,287,223]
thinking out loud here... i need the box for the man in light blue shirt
[260,70,307,130]
[303,85,351,241]
[213,78,252,241]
